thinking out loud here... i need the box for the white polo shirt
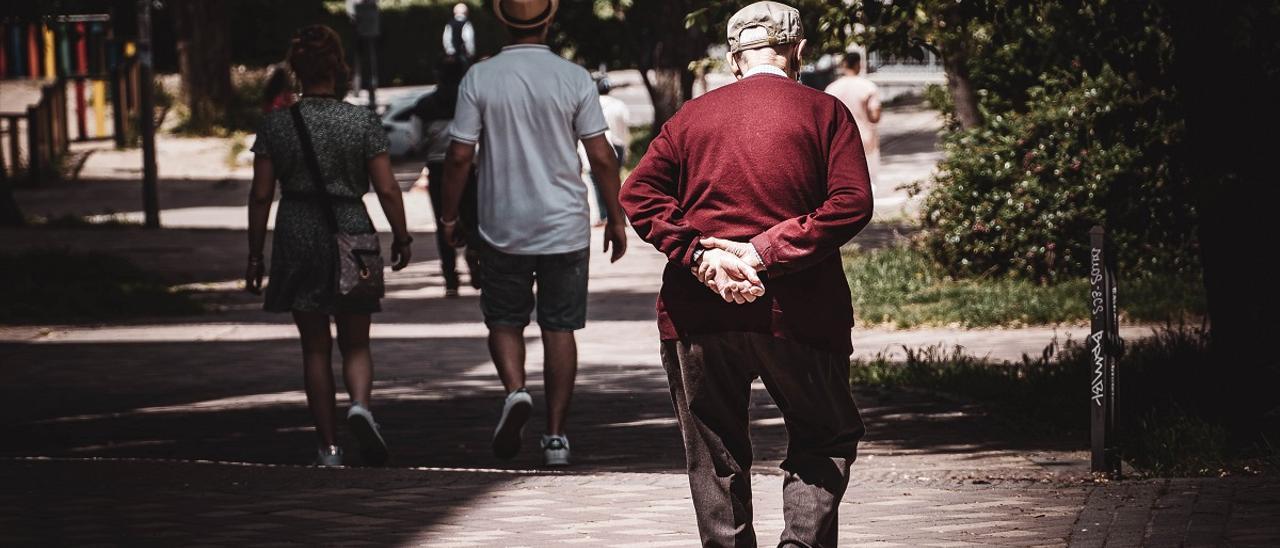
[449,44,608,255]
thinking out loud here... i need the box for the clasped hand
[691,237,765,304]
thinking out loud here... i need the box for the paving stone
[1,221,1277,546]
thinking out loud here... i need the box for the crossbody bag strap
[289,103,341,233]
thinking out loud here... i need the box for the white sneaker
[347,402,389,466]
[315,445,343,467]
[541,435,571,467]
[492,389,533,460]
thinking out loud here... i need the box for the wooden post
[111,60,127,147]
[74,23,89,140]
[6,117,20,175]
[26,23,38,78]
[26,106,41,182]
[137,0,160,228]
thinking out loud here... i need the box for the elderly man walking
[620,2,873,546]
[437,0,628,467]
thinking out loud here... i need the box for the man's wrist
[745,244,765,271]
[438,216,459,227]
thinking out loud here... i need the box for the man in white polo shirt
[437,0,627,467]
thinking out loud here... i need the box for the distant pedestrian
[621,2,872,545]
[413,56,480,297]
[825,51,882,190]
[587,75,629,226]
[246,25,413,467]
[436,0,628,467]
[443,3,476,64]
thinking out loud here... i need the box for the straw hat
[493,0,559,29]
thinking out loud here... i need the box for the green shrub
[919,66,1196,283]
[0,249,202,324]
[173,72,267,137]
[1132,405,1229,476]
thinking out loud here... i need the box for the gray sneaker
[492,389,533,460]
[541,435,571,467]
[347,402,389,466]
[315,445,343,467]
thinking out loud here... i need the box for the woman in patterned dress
[245,25,413,467]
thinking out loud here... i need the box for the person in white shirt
[437,0,628,468]
[588,76,630,225]
[824,51,882,190]
[442,3,475,63]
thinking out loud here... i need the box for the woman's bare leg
[293,311,336,446]
[335,313,374,407]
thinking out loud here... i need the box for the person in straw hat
[436,0,628,468]
[620,2,873,545]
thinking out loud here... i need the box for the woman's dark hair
[287,25,349,89]
[843,51,862,70]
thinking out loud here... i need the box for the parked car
[381,91,429,158]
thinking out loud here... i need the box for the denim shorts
[479,246,590,331]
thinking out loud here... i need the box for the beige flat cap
[727,1,803,54]
[493,0,559,29]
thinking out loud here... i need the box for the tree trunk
[1167,1,1280,433]
[0,158,24,227]
[172,0,232,132]
[941,50,982,129]
[647,67,684,131]
[635,0,707,132]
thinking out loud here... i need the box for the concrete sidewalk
[5,93,1277,546]
[3,225,1277,546]
[7,457,1273,547]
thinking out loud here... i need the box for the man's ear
[727,51,743,78]
[793,39,808,71]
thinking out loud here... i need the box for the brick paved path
[4,149,1279,548]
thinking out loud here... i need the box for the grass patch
[0,249,202,324]
[850,327,1275,476]
[843,244,1204,328]
[851,344,1083,436]
[626,124,654,172]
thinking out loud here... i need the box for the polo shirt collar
[744,65,788,78]
[502,44,551,52]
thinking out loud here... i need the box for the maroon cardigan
[620,73,874,356]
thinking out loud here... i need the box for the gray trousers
[661,333,864,548]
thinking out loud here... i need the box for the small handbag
[289,103,385,299]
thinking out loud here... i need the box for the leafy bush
[0,249,202,324]
[918,66,1196,283]
[172,70,267,137]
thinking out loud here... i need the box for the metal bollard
[1088,225,1122,476]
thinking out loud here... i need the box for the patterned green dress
[251,97,390,314]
